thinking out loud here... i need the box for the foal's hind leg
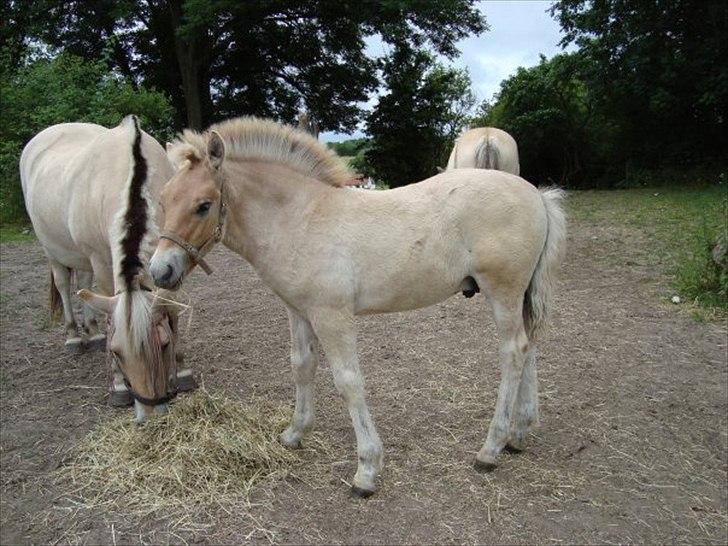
[280,307,319,448]
[76,270,105,351]
[506,345,539,452]
[475,295,529,471]
[49,261,82,353]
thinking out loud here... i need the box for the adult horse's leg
[280,307,319,448]
[90,257,131,407]
[310,310,383,497]
[76,270,106,351]
[506,345,538,453]
[475,293,529,471]
[49,260,82,353]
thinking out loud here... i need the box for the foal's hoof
[351,486,375,499]
[474,459,498,473]
[64,337,84,355]
[504,442,524,454]
[279,430,302,449]
[176,371,198,392]
[85,334,107,352]
[108,390,133,407]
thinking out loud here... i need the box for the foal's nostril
[159,264,174,283]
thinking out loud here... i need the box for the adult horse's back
[446,127,520,175]
[21,117,193,419]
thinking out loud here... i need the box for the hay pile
[58,389,300,515]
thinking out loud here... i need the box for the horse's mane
[168,116,351,188]
[109,116,169,391]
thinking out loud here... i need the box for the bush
[0,52,175,224]
[674,224,728,310]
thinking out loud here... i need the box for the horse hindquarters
[474,187,566,469]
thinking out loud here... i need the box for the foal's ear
[77,289,118,314]
[207,131,225,170]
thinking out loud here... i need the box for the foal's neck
[221,160,336,264]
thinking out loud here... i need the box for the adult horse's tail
[475,136,499,170]
[523,188,566,340]
[49,266,62,323]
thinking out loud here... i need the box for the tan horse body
[151,117,566,496]
[21,117,190,419]
[446,127,520,175]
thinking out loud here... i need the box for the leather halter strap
[159,184,227,276]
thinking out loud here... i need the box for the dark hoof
[504,443,524,454]
[64,338,84,355]
[474,459,497,473]
[85,334,107,352]
[351,486,375,498]
[108,390,133,407]
[176,373,198,392]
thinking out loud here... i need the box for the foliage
[550,0,728,178]
[11,0,486,130]
[364,44,475,187]
[0,52,174,224]
[327,138,369,158]
[476,52,605,187]
[568,183,727,313]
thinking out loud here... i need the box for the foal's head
[79,289,178,422]
[150,131,226,289]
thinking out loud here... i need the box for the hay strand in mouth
[56,389,303,516]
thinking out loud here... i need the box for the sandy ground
[1,207,726,545]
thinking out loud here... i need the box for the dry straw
[56,389,303,516]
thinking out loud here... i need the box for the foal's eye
[196,201,212,216]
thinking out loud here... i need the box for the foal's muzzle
[150,247,187,289]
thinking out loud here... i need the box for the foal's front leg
[310,310,383,497]
[280,307,319,448]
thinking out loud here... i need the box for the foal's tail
[49,265,62,323]
[523,188,567,341]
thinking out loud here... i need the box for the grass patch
[55,390,318,519]
[568,185,727,313]
[0,224,34,243]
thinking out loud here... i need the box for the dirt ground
[1,206,726,545]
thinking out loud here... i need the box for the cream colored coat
[446,127,520,175]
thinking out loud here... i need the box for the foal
[150,117,566,496]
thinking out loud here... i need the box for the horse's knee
[333,368,363,401]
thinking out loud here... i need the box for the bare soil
[1,208,726,545]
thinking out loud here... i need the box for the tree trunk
[167,0,211,130]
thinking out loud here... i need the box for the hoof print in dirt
[351,486,375,499]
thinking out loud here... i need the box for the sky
[321,0,574,143]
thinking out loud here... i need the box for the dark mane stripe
[119,116,149,291]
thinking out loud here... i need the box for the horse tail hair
[475,136,499,170]
[49,265,62,323]
[523,187,567,341]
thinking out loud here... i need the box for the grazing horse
[445,127,520,175]
[20,116,195,420]
[150,117,566,496]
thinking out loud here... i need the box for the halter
[159,177,227,275]
[108,287,179,407]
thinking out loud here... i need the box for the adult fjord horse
[446,126,520,175]
[150,117,566,496]
[21,116,194,420]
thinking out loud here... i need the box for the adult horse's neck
[220,160,338,269]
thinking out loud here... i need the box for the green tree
[365,44,475,187]
[13,0,486,130]
[0,52,174,223]
[551,0,728,170]
[480,52,606,187]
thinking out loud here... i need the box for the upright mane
[168,116,351,187]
